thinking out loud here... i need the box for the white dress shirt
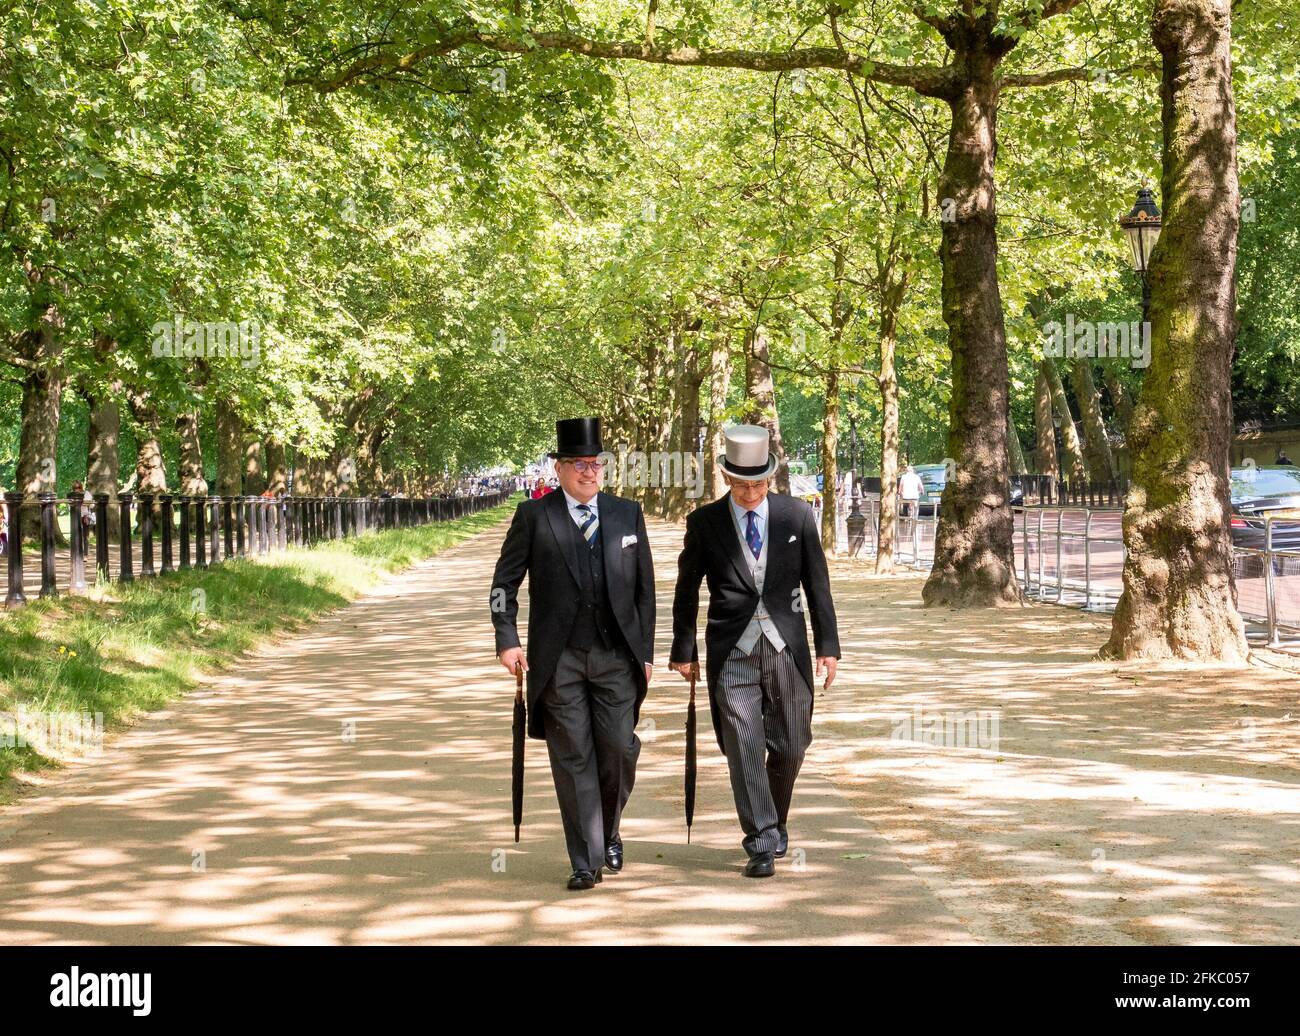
[730,495,768,548]
[562,489,598,530]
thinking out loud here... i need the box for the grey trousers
[716,636,813,857]
[541,641,641,872]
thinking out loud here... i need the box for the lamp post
[846,415,865,555]
[1118,186,1163,327]
[848,417,859,486]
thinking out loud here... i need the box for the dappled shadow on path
[0,518,967,945]
[815,571,1300,944]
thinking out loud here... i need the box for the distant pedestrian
[898,465,924,518]
[1275,447,1294,467]
[71,481,94,538]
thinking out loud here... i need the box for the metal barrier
[831,495,939,569]
[1017,506,1125,612]
[1016,506,1300,647]
[3,490,512,609]
[1013,474,1129,507]
[1231,516,1300,646]
[825,494,1300,647]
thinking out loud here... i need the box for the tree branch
[1000,58,1158,88]
[911,4,955,40]
[294,28,956,97]
[1041,0,1086,17]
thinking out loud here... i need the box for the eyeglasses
[563,459,605,474]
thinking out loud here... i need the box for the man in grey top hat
[669,425,840,877]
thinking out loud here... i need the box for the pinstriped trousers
[716,635,813,857]
[541,642,641,873]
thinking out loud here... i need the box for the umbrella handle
[514,659,524,705]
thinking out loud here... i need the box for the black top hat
[549,417,605,459]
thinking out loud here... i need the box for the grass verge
[0,497,515,797]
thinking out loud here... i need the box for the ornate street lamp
[846,415,865,555]
[1118,186,1163,325]
[848,416,860,486]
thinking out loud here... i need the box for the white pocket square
[788,535,797,543]
[622,534,638,547]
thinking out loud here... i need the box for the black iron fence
[842,474,1127,507]
[3,490,511,609]
[1013,474,1130,507]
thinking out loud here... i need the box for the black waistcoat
[567,527,621,652]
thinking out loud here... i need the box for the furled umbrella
[685,661,699,843]
[512,660,526,843]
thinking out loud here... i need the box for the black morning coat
[490,489,656,740]
[670,491,841,751]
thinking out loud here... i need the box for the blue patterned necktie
[745,510,762,560]
[577,503,600,549]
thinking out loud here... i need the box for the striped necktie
[577,503,599,549]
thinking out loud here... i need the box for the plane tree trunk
[876,270,907,575]
[1034,369,1059,480]
[1042,359,1088,484]
[921,41,1021,606]
[1103,0,1248,662]
[821,369,839,552]
[744,326,790,495]
[1072,360,1117,479]
[704,333,731,501]
[215,397,243,496]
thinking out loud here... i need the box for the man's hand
[644,663,653,685]
[816,656,838,689]
[669,661,695,680]
[499,647,527,677]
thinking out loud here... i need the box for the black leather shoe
[605,837,624,873]
[566,868,603,891]
[775,826,788,859]
[744,852,776,878]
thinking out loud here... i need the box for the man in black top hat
[489,417,656,890]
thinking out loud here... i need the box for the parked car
[908,463,1024,515]
[1230,465,1300,551]
[913,463,947,515]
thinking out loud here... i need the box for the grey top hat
[718,424,778,481]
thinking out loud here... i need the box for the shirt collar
[730,493,768,524]
[563,489,598,513]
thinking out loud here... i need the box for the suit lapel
[766,494,793,583]
[544,490,583,590]
[709,494,758,592]
[599,492,623,583]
